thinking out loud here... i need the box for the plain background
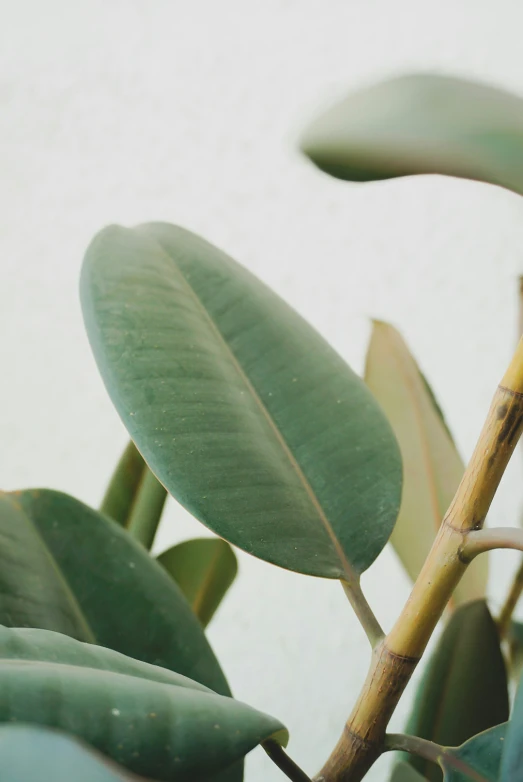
[3,1,523,779]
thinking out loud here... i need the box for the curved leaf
[158,538,238,627]
[102,440,167,550]
[0,625,286,782]
[300,73,523,196]
[80,223,401,580]
[406,601,508,781]
[0,490,230,695]
[0,724,146,781]
[364,321,487,605]
[442,723,506,782]
[500,670,523,780]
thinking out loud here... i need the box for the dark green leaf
[101,440,167,550]
[441,723,506,781]
[158,538,238,627]
[390,761,428,780]
[500,669,523,780]
[0,625,287,782]
[301,73,523,196]
[80,223,402,580]
[406,601,508,781]
[0,724,146,781]
[0,490,230,695]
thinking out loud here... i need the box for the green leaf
[80,223,402,580]
[0,724,146,781]
[390,761,428,781]
[300,73,523,196]
[158,538,238,627]
[0,490,230,696]
[500,669,523,780]
[101,440,167,550]
[364,321,487,605]
[0,625,287,782]
[441,723,506,781]
[406,601,509,781]
[508,621,523,680]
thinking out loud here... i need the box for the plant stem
[127,466,168,550]
[383,733,442,766]
[461,527,523,560]
[498,556,523,636]
[263,740,313,782]
[341,580,384,648]
[317,339,523,782]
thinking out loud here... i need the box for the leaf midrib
[148,232,355,582]
[8,493,96,644]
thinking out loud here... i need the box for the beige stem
[317,339,523,782]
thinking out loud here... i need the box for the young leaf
[441,723,506,782]
[101,440,167,550]
[0,724,146,781]
[300,73,523,196]
[500,669,523,780]
[80,223,402,580]
[390,761,428,781]
[158,538,238,627]
[0,625,287,782]
[0,490,230,696]
[364,321,487,605]
[405,601,509,781]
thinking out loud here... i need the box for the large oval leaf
[300,73,523,196]
[406,601,508,781]
[0,724,146,781]
[80,223,402,579]
[364,321,487,605]
[101,440,167,550]
[441,723,506,782]
[158,538,238,627]
[500,670,523,780]
[0,626,286,782]
[0,490,230,696]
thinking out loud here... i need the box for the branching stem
[263,740,313,782]
[383,733,442,766]
[341,580,384,648]
[317,338,523,782]
[461,527,523,560]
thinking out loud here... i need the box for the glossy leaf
[500,670,523,780]
[364,321,487,604]
[101,440,167,550]
[406,601,508,781]
[0,625,287,782]
[80,223,402,579]
[0,490,230,695]
[442,723,506,782]
[301,73,523,196]
[158,538,238,627]
[390,762,428,781]
[0,724,146,781]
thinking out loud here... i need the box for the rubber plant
[3,73,523,782]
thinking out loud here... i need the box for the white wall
[3,1,523,779]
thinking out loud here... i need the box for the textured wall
[2,1,523,779]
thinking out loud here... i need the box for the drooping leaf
[390,761,428,780]
[500,670,523,780]
[101,440,167,550]
[80,223,402,580]
[364,321,487,604]
[158,538,238,627]
[441,723,506,781]
[0,724,146,781]
[0,625,287,782]
[300,73,523,196]
[0,490,230,695]
[406,601,509,781]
